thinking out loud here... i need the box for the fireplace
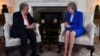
[32,6,66,47]
[32,7,66,44]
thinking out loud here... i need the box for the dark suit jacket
[10,11,36,37]
[12,11,36,30]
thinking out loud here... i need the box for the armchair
[58,12,96,56]
[3,13,41,55]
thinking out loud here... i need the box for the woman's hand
[65,22,71,28]
[65,24,71,28]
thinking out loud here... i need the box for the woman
[64,2,86,56]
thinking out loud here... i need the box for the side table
[0,36,6,56]
[0,26,6,56]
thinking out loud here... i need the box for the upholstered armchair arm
[3,23,41,42]
[34,23,41,42]
[59,23,65,42]
[3,23,11,41]
[85,23,96,44]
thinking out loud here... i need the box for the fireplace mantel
[26,1,69,7]
[14,0,89,13]
[25,1,70,13]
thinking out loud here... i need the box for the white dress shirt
[21,12,29,25]
[70,15,74,22]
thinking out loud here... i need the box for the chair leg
[99,36,100,40]
[86,46,95,56]
[5,48,9,56]
[87,46,95,56]
[37,43,42,53]
[58,43,63,53]
[39,43,42,53]
[90,46,95,56]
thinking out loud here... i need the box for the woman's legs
[68,31,76,56]
[64,31,70,56]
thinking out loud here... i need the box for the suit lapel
[19,12,25,24]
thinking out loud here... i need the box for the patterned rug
[0,37,100,56]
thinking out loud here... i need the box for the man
[10,3,38,56]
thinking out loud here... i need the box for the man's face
[22,6,29,15]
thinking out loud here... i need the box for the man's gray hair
[20,3,28,11]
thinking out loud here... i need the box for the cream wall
[0,0,98,13]
[14,0,26,12]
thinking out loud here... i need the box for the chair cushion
[75,35,93,45]
[59,35,93,46]
[6,38,20,47]
[4,13,13,25]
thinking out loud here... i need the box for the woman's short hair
[20,3,28,11]
[68,2,77,11]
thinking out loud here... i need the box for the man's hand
[26,23,36,30]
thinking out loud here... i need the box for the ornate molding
[25,0,67,2]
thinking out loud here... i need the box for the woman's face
[68,6,74,13]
